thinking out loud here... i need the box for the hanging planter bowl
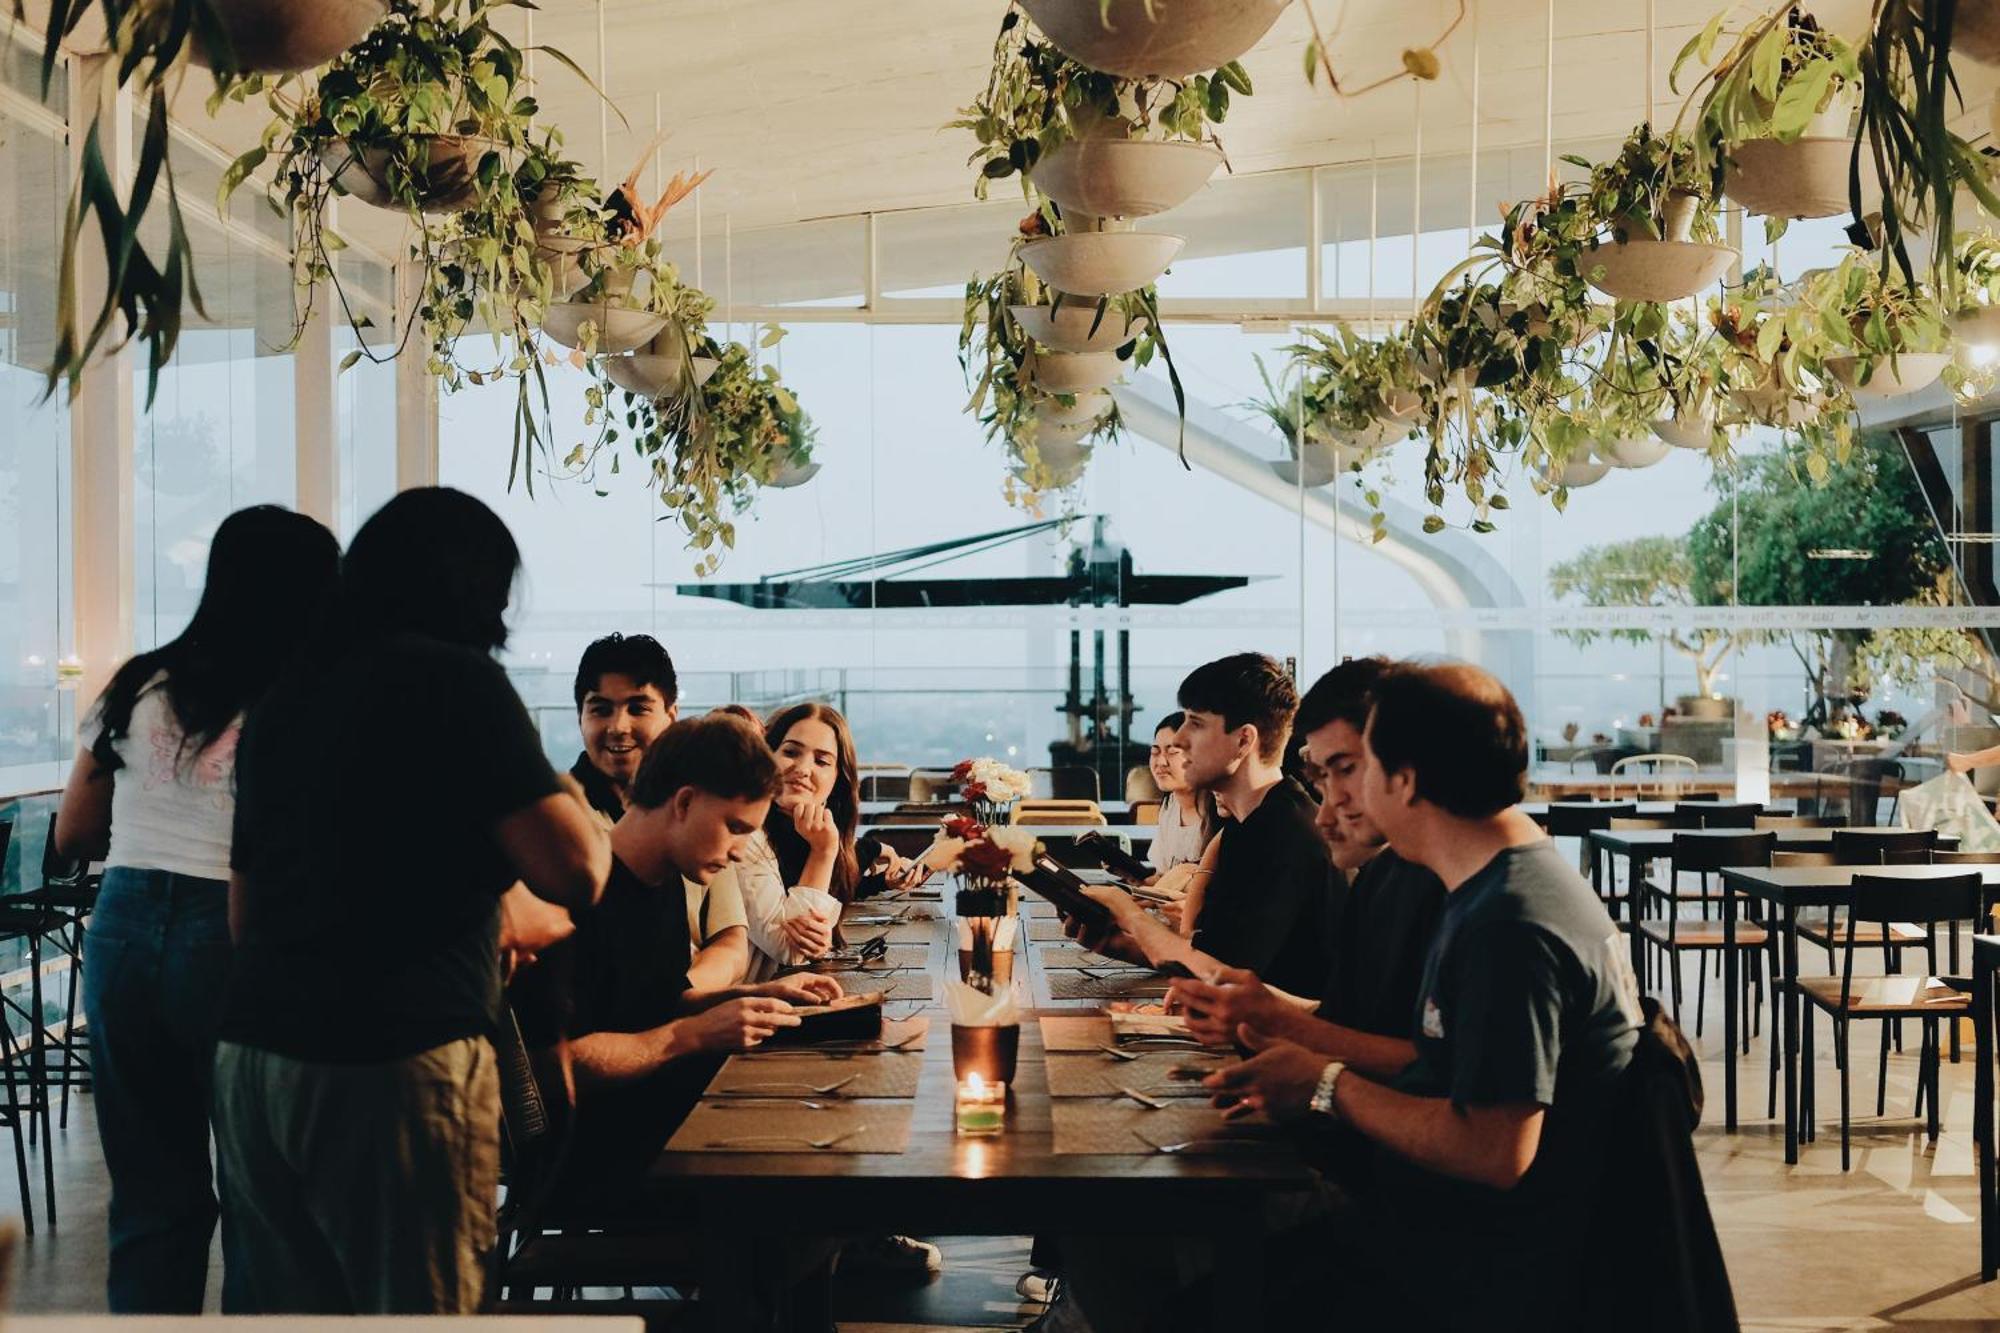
[1018,0,1291,79]
[1019,232,1184,297]
[1029,139,1224,220]
[1031,415,1101,447]
[603,346,720,399]
[1031,434,1095,471]
[1596,435,1672,469]
[1826,352,1951,399]
[191,0,386,73]
[1724,137,1853,219]
[1651,415,1718,451]
[1310,415,1410,454]
[1585,238,1736,303]
[1729,380,1822,428]
[1960,0,2000,63]
[767,460,821,489]
[1269,456,1341,488]
[1038,389,1113,424]
[1552,456,1611,489]
[1297,436,1367,472]
[1012,302,1148,354]
[320,135,506,213]
[1033,350,1126,393]
[540,302,670,355]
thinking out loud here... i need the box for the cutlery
[1116,1084,1168,1109]
[709,1096,835,1110]
[1133,1129,1269,1154]
[1080,967,1152,981]
[704,1128,865,1150]
[1096,1044,1141,1062]
[715,1074,859,1096]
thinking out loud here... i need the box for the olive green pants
[212,1036,501,1313]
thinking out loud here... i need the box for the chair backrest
[40,812,86,887]
[1030,766,1101,801]
[859,773,913,802]
[1755,814,1838,829]
[1129,799,1162,826]
[1609,816,1674,831]
[1609,753,1701,799]
[1831,828,1937,865]
[1772,849,1837,868]
[1685,802,1759,829]
[1669,831,1776,874]
[1124,766,1163,803]
[1542,801,1637,837]
[1611,754,1701,775]
[1843,871,1983,927]
[495,1006,551,1159]
[1935,849,2000,865]
[907,770,959,803]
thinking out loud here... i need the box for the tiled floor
[9,1002,2000,1327]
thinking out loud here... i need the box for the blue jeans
[82,866,240,1312]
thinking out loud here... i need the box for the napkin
[947,978,1018,1028]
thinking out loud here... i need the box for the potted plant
[1575,125,1736,303]
[1809,249,1952,398]
[1015,0,1291,81]
[1287,322,1422,454]
[35,0,387,402]
[1244,356,1347,485]
[1673,5,1861,222]
[1647,308,1732,451]
[953,8,1246,220]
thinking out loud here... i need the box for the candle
[955,1073,1006,1136]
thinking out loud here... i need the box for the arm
[1949,743,2000,774]
[685,924,751,991]
[1170,968,1416,1080]
[494,775,610,913]
[1333,1075,1545,1192]
[54,747,113,862]
[566,997,802,1092]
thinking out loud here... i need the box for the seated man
[1207,662,1643,1329]
[512,713,842,1196]
[568,632,752,988]
[1071,653,1331,995]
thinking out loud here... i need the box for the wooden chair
[1755,814,1841,829]
[1797,872,1981,1169]
[1636,831,1776,1044]
[1772,849,1837,868]
[1609,753,1700,799]
[1014,800,1106,827]
[1128,799,1162,826]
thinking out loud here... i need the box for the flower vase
[956,875,1016,920]
[973,798,1011,827]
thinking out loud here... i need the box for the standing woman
[55,506,340,1312]
[212,488,609,1314]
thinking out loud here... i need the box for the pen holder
[951,1021,1020,1086]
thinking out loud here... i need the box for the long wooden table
[642,884,1310,1327]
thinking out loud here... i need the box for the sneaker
[841,1233,944,1276]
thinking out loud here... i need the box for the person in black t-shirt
[215,489,611,1315]
[1205,662,1643,1330]
[512,713,847,1191]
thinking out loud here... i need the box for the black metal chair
[1637,831,1777,1048]
[1797,871,1982,1170]
[1541,802,1635,912]
[1795,829,1940,973]
[1679,802,1759,828]
[0,821,41,1234]
[0,817,70,1231]
[18,813,96,1129]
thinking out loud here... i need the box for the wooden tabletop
[1719,863,2000,909]
[1589,826,1957,854]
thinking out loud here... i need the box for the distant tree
[1547,534,1741,698]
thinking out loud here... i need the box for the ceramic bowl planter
[1651,414,1719,451]
[1825,351,1951,399]
[1029,139,1224,220]
[1554,456,1611,489]
[540,301,670,355]
[1596,435,1672,469]
[1019,232,1184,297]
[767,460,821,489]
[1014,457,1089,488]
[1018,0,1290,79]
[1032,415,1101,446]
[1037,389,1114,425]
[1269,456,1341,488]
[192,0,386,73]
[1729,380,1822,428]
[1723,103,1858,220]
[1586,197,1736,303]
[602,329,721,398]
[1033,350,1126,393]
[320,135,504,213]
[1310,416,1408,455]
[1012,302,1148,354]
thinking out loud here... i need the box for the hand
[1082,883,1144,931]
[751,973,844,1005]
[885,853,932,893]
[1169,966,1285,1048]
[1203,1025,1329,1123]
[781,908,836,958]
[1949,751,1977,775]
[682,997,802,1054]
[1157,899,1185,933]
[498,884,575,983]
[794,801,842,858]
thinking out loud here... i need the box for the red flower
[950,759,974,781]
[943,815,986,841]
[960,837,1014,881]
[962,780,988,801]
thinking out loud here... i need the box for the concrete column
[65,54,135,706]
[293,201,337,525]
[393,259,437,490]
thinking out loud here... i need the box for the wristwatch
[1309,1061,1346,1120]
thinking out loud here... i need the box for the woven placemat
[1028,918,1073,942]
[816,971,934,1003]
[1034,942,1125,970]
[810,944,933,973]
[1039,1014,1114,1051]
[1049,970,1172,1002]
[744,1014,931,1056]
[1026,900,1059,919]
[1044,1049,1234,1098]
[840,921,938,947]
[1049,1100,1285,1156]
[667,1099,914,1154]
[710,1050,924,1098]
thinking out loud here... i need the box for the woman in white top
[54,505,339,1313]
[1148,712,1216,873]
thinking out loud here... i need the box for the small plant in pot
[1673,4,1861,226]
[1285,322,1422,457]
[1574,124,1735,304]
[1707,269,1857,480]
[952,5,1248,218]
[1807,248,1953,399]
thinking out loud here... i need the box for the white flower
[966,756,1033,803]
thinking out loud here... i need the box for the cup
[951,1021,1021,1085]
[957,947,1016,988]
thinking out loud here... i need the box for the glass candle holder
[955,1073,1006,1136]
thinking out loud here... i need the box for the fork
[704,1127,865,1150]
[1096,1044,1141,1062]
[1133,1129,1266,1154]
[715,1073,859,1096]
[1116,1084,1168,1109]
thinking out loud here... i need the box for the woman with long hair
[55,505,341,1312]
[209,487,609,1314]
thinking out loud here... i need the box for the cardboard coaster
[668,1099,914,1154]
[1049,1100,1284,1156]
[710,1050,924,1098]
[1044,1049,1234,1098]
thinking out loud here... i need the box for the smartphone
[1156,960,1196,980]
[1074,830,1156,885]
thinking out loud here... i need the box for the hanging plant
[36,0,387,402]
[1805,246,1954,397]
[1572,124,1737,304]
